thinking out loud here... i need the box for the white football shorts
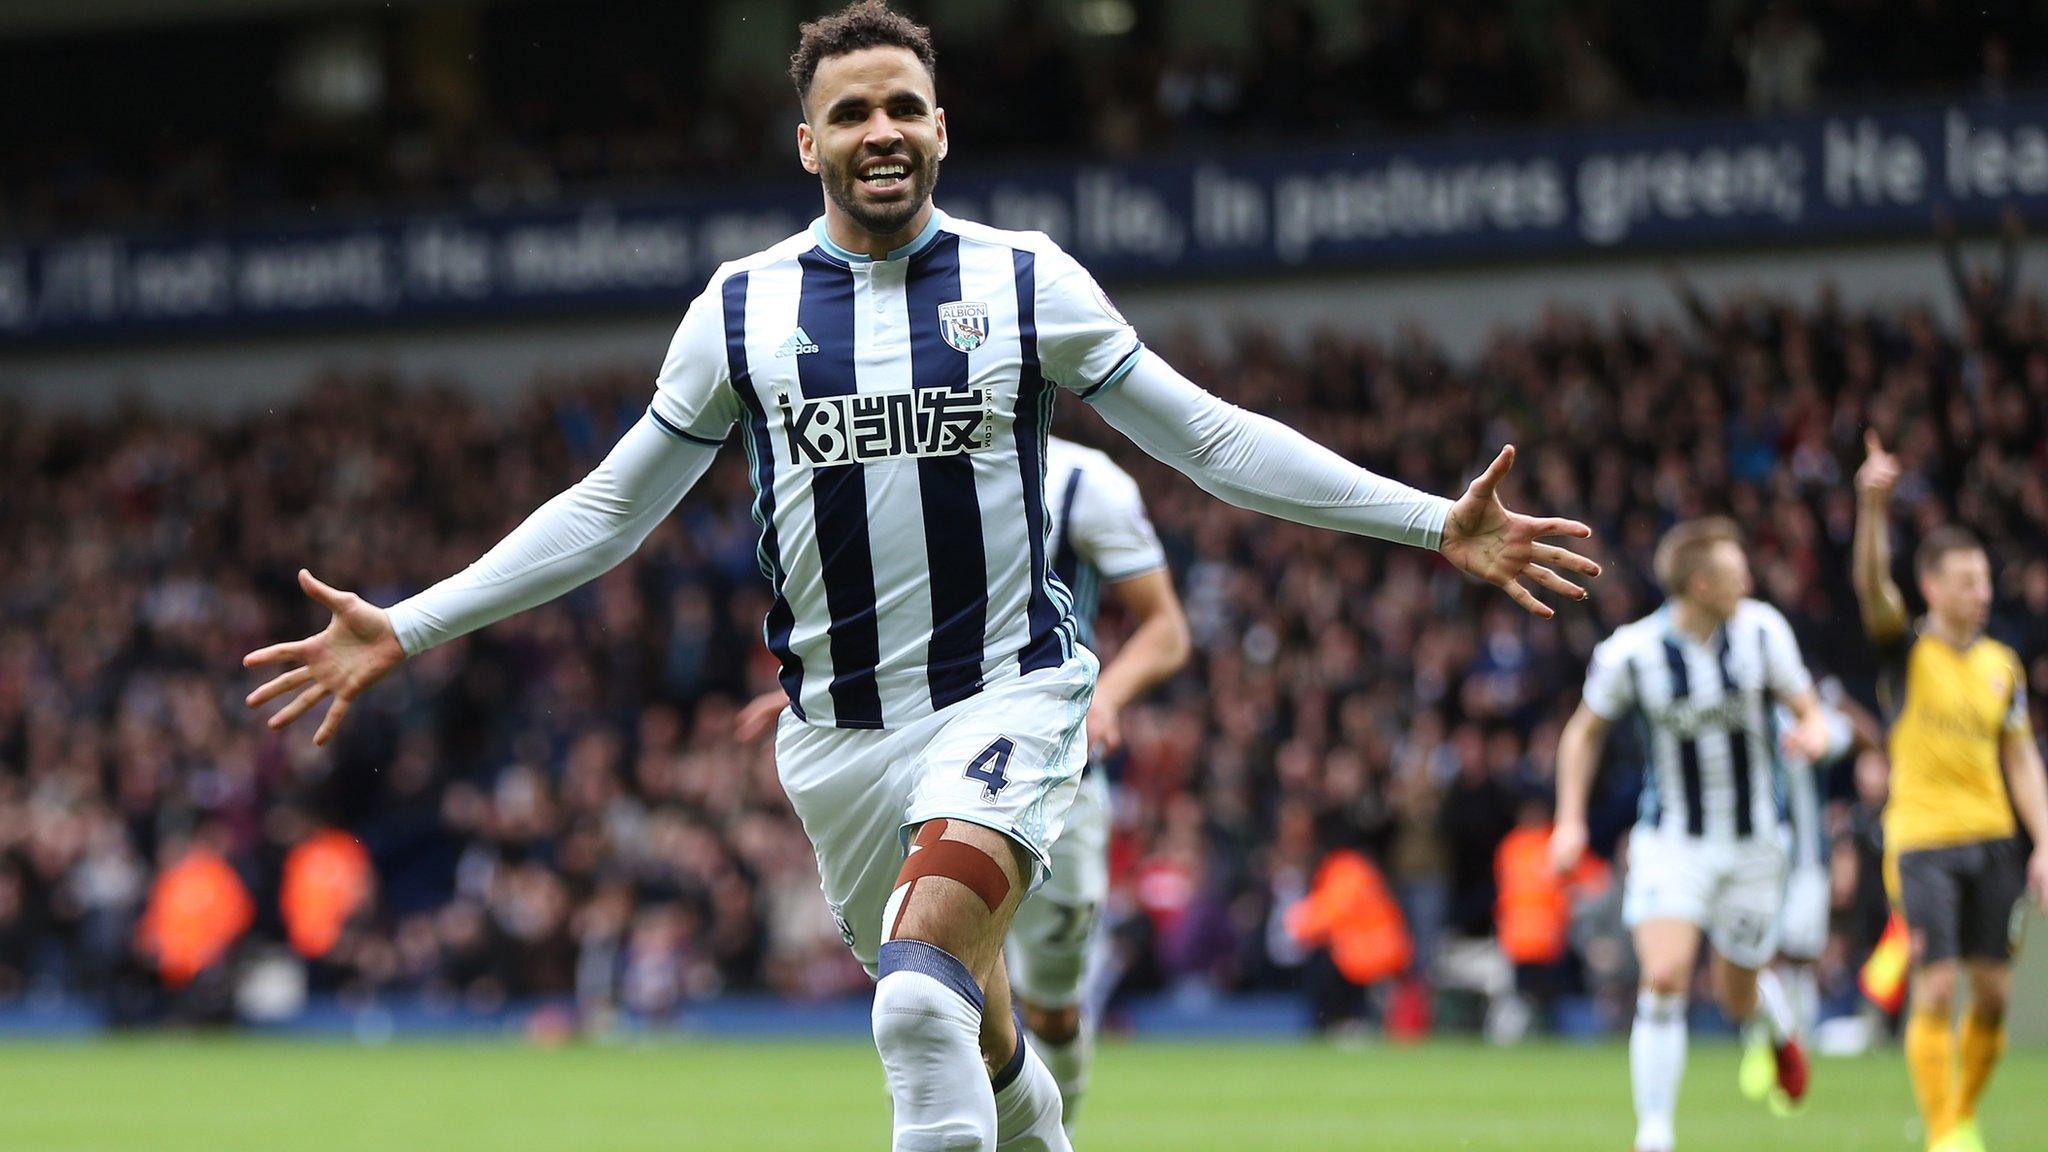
[1623,824,1789,971]
[1007,766,1111,1008]
[776,649,1096,976]
[1776,865,1830,963]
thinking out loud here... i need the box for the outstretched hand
[1438,446,1601,618]
[1857,430,1900,504]
[243,569,407,746]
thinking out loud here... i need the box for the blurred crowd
[3,249,2046,1031]
[4,0,2044,235]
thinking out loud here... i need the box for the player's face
[797,47,947,241]
[1920,547,1992,635]
[1690,540,1752,620]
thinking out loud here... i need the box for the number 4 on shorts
[965,737,1016,802]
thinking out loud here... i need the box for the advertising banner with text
[4,100,2045,345]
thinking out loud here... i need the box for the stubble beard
[821,149,941,239]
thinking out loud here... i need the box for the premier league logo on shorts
[938,301,990,353]
[828,902,856,950]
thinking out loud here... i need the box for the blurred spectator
[279,827,373,961]
[1286,839,1410,1033]
[134,823,254,1010]
[1387,726,1451,975]
[1495,793,1610,1038]
[1439,736,1519,939]
[0,863,30,998]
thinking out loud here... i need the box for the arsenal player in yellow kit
[1854,432,2048,1152]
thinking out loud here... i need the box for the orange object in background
[136,847,255,988]
[1287,848,1412,986]
[1861,910,1911,1015]
[281,829,374,960]
[1495,824,1610,965]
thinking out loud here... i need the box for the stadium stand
[1,0,2040,234]
[4,269,2042,1030]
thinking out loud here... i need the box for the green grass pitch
[0,1037,2037,1150]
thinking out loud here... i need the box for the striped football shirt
[649,210,1141,729]
[1583,599,1815,842]
[1045,437,1167,649]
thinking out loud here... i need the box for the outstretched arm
[1852,430,1908,641]
[245,416,718,744]
[1088,350,1600,615]
[384,418,717,652]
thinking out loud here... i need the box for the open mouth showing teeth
[859,164,909,189]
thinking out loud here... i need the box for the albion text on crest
[938,300,990,353]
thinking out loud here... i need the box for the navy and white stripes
[1011,246,1073,677]
[1583,599,1812,844]
[795,251,886,726]
[908,233,993,711]
[650,212,1136,729]
[1050,468,1092,644]
[1042,438,1167,653]
[1661,639,1710,838]
[1715,630,1757,839]
[726,271,809,719]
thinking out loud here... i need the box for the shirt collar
[1656,604,1724,650]
[810,209,946,264]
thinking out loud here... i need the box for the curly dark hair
[788,1,938,115]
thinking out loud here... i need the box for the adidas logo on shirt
[776,326,821,357]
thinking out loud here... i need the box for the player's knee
[1968,974,2009,1021]
[1717,982,1757,1020]
[1014,946,1086,1013]
[1641,964,1690,997]
[872,940,985,1053]
[1912,965,1959,1015]
[1635,988,1687,1025]
[872,984,934,1052]
[870,959,997,1151]
[1022,1001,1082,1046]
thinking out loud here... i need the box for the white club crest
[938,300,991,353]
